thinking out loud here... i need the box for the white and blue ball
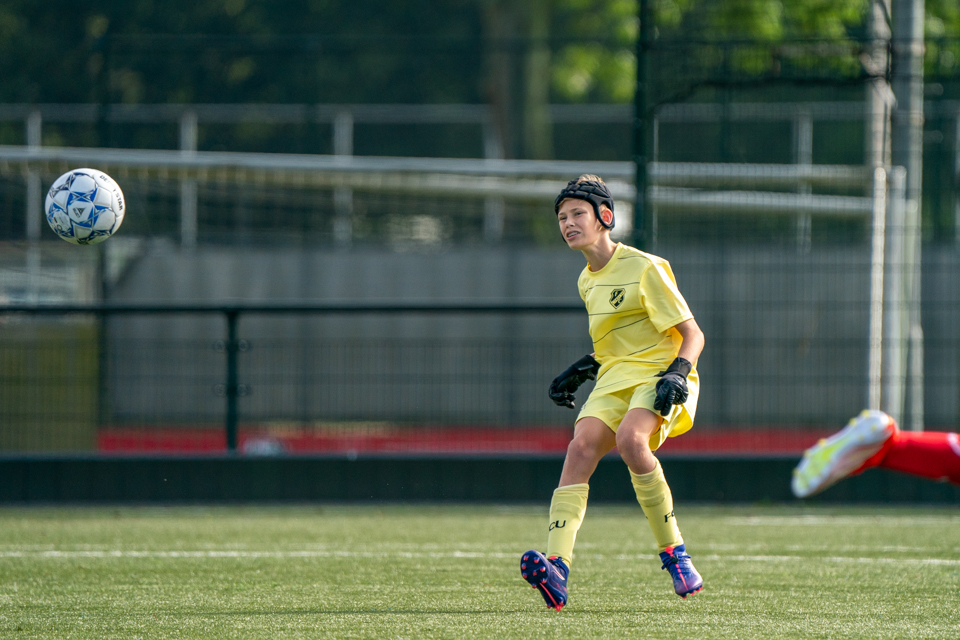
[45,168,125,245]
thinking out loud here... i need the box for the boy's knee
[566,437,591,461]
[567,434,605,461]
[616,425,652,455]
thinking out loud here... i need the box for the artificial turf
[0,504,957,639]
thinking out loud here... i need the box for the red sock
[876,431,960,485]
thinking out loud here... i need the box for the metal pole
[890,0,925,430]
[867,167,887,410]
[881,167,907,424]
[333,110,354,246]
[793,109,813,254]
[225,310,239,452]
[25,109,42,304]
[483,109,506,243]
[955,110,960,245]
[179,110,198,249]
[633,0,653,252]
[865,0,893,170]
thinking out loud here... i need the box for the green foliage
[782,0,867,39]
[0,0,486,104]
[925,0,960,79]
[552,0,638,102]
[550,0,871,104]
[926,0,960,36]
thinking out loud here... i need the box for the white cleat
[792,410,897,498]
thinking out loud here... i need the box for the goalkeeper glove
[653,357,692,417]
[549,354,601,409]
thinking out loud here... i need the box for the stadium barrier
[0,148,922,432]
[1,456,958,504]
[1,301,848,457]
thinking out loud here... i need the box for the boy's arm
[653,318,704,416]
[674,318,704,366]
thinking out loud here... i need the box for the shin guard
[631,461,683,552]
[545,483,589,568]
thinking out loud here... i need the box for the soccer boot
[659,544,703,598]
[520,550,569,611]
[792,409,897,498]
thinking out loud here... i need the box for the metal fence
[2,98,959,246]
[1,22,958,456]
[4,235,957,458]
[0,303,593,455]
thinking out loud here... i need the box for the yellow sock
[631,461,683,552]
[545,483,589,567]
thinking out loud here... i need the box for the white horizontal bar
[0,145,873,189]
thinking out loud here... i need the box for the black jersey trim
[592,317,647,343]
[626,345,657,356]
[591,281,641,289]
[589,310,649,319]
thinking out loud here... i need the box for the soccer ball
[45,168,125,245]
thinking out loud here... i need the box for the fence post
[882,167,907,425]
[225,309,239,452]
[792,109,813,254]
[633,0,653,252]
[333,110,354,246]
[867,166,887,410]
[179,109,199,249]
[25,110,42,304]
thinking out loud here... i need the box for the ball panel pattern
[44,169,125,245]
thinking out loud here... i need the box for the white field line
[0,549,958,566]
[723,516,960,526]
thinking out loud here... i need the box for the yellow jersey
[578,243,695,394]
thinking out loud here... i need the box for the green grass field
[1,504,958,639]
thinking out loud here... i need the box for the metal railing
[1,301,584,452]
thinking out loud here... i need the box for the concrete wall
[102,242,960,429]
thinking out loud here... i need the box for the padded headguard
[554,179,615,229]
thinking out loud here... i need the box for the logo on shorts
[609,288,625,309]
[549,520,567,531]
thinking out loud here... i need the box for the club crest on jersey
[609,288,625,309]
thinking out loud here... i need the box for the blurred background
[0,0,958,467]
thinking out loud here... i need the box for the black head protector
[554,179,615,229]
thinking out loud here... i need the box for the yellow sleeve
[639,261,693,333]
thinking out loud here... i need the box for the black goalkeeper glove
[653,357,692,417]
[548,354,601,409]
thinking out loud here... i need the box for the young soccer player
[792,409,960,498]
[520,175,705,611]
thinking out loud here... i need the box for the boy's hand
[548,354,601,409]
[654,357,692,416]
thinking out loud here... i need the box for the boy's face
[557,198,611,249]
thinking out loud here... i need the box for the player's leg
[522,417,616,610]
[793,410,960,498]
[549,417,616,563]
[558,416,618,486]
[878,430,960,484]
[617,407,703,598]
[792,410,897,497]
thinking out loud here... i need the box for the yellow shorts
[576,373,698,452]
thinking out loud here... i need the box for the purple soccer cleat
[659,544,703,598]
[520,550,569,611]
